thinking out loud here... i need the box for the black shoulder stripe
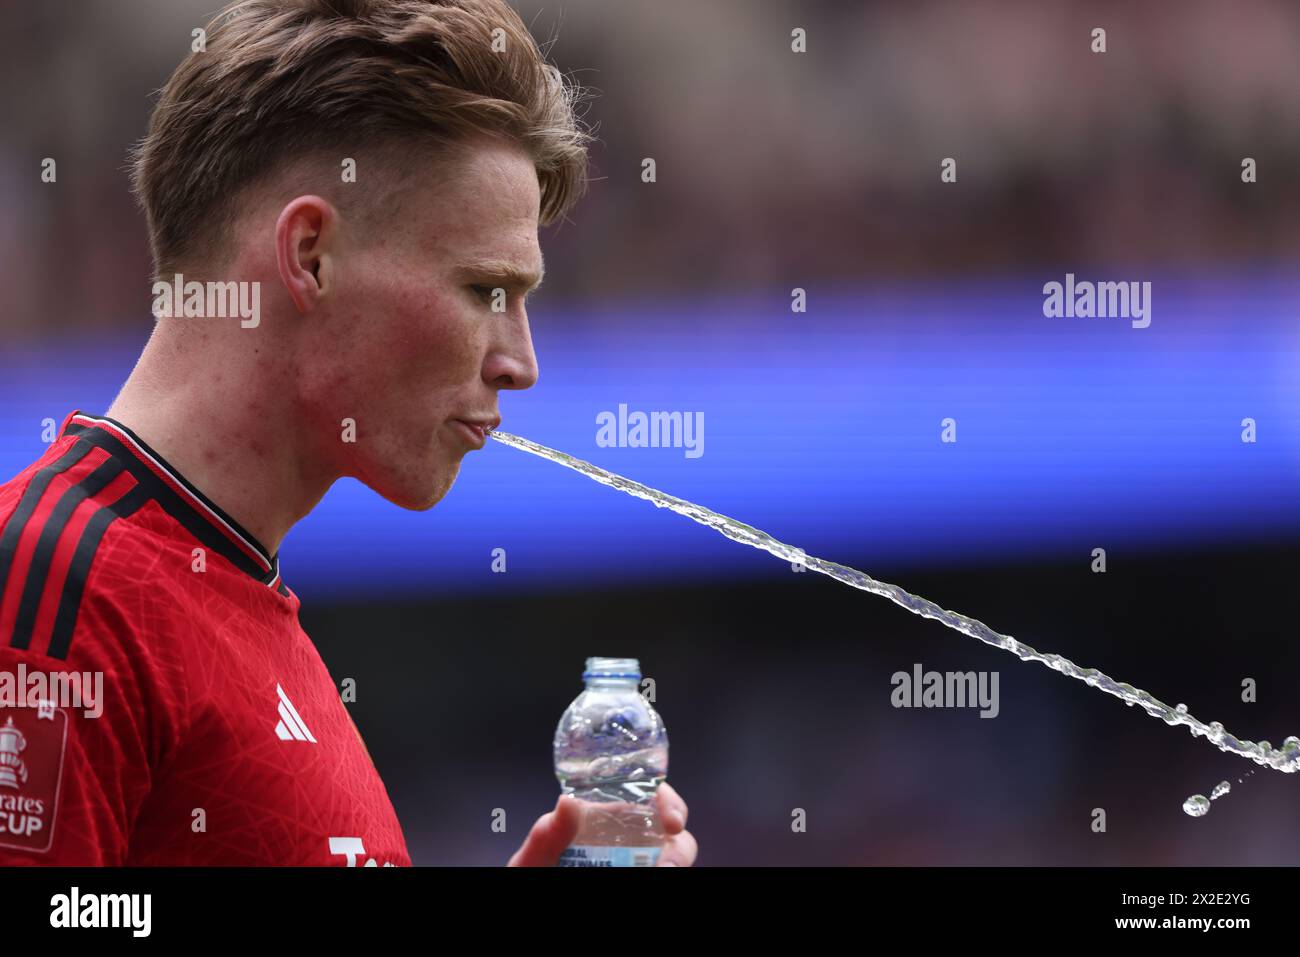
[45,484,153,661]
[0,440,94,624]
[10,457,127,652]
[62,422,271,581]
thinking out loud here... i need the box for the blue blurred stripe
[3,272,1298,600]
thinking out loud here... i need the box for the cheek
[325,266,486,425]
[388,291,484,391]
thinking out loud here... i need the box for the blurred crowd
[3,0,1298,339]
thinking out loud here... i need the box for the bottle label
[558,844,662,867]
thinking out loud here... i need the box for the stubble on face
[301,136,543,511]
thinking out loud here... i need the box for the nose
[483,305,539,391]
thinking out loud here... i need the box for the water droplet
[1183,795,1211,817]
[1284,736,1300,753]
[1211,781,1231,800]
[498,431,1300,794]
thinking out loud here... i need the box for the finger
[656,782,688,832]
[507,795,583,867]
[655,828,698,867]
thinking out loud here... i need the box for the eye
[470,284,496,303]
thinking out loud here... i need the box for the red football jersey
[0,412,411,865]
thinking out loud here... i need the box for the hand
[507,781,698,867]
[650,782,698,867]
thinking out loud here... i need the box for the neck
[105,326,335,556]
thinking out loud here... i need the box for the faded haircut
[129,0,591,277]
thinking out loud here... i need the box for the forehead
[409,138,543,275]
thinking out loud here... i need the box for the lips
[451,416,500,449]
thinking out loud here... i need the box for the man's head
[129,0,589,510]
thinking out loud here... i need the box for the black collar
[61,412,286,594]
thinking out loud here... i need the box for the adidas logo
[274,684,317,743]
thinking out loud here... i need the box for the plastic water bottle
[553,656,669,867]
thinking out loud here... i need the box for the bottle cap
[582,656,641,680]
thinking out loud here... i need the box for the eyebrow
[453,256,546,294]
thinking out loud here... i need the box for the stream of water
[491,430,1300,806]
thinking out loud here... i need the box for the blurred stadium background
[3,0,1300,864]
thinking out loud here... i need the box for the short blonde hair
[130,0,590,275]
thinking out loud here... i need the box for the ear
[275,195,338,314]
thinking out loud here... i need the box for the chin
[354,445,461,511]
[384,466,460,511]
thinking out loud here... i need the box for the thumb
[507,795,584,867]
